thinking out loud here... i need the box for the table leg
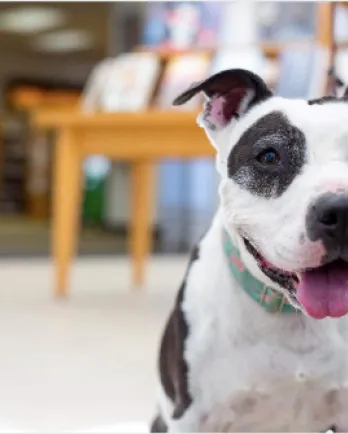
[52,129,82,297]
[130,162,154,287]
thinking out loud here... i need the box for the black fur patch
[308,96,340,105]
[305,193,348,263]
[173,69,272,130]
[227,111,306,198]
[150,414,168,433]
[156,245,200,423]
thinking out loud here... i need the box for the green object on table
[82,156,111,225]
[83,177,105,224]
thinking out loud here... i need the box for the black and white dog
[150,69,348,433]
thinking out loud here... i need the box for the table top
[32,108,216,158]
[32,109,202,129]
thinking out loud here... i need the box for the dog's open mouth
[244,238,348,319]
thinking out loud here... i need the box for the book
[255,2,316,42]
[0,113,28,214]
[275,46,330,99]
[211,48,266,77]
[142,3,166,47]
[81,53,160,226]
[142,2,224,51]
[155,53,211,110]
[335,5,348,44]
[82,52,160,113]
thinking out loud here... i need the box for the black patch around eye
[227,111,306,198]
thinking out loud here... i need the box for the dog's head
[174,69,348,320]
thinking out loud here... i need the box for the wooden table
[32,110,214,296]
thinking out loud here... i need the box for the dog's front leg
[151,264,198,432]
[332,386,348,432]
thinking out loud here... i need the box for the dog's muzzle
[296,192,348,319]
[306,193,348,259]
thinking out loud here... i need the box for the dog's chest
[198,385,346,433]
[174,218,348,432]
[188,334,348,432]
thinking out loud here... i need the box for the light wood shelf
[135,39,316,60]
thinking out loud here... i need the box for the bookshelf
[0,83,81,220]
[31,2,342,295]
[331,2,348,52]
[134,3,337,97]
[0,113,28,214]
[135,39,315,61]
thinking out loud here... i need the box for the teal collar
[223,230,298,313]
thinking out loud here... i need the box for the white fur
[163,212,348,432]
[157,96,348,432]
[219,97,348,273]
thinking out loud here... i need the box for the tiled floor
[0,216,130,257]
[0,256,187,433]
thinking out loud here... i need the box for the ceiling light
[0,7,66,34]
[32,30,93,53]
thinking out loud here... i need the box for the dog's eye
[256,148,280,166]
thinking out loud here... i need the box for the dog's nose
[306,193,348,247]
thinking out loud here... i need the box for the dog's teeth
[296,272,302,281]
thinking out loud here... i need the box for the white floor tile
[0,256,187,433]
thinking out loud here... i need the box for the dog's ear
[173,69,272,131]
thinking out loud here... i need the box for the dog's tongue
[297,261,348,319]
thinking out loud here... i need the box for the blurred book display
[335,4,348,44]
[143,3,221,251]
[212,48,278,90]
[334,5,348,86]
[0,113,27,214]
[14,1,334,252]
[212,48,264,75]
[82,52,161,226]
[275,47,330,99]
[154,52,212,250]
[142,1,223,50]
[26,130,52,219]
[0,1,339,260]
[155,53,210,110]
[1,84,81,220]
[83,53,160,112]
[256,2,316,41]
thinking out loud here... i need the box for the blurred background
[0,1,347,432]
